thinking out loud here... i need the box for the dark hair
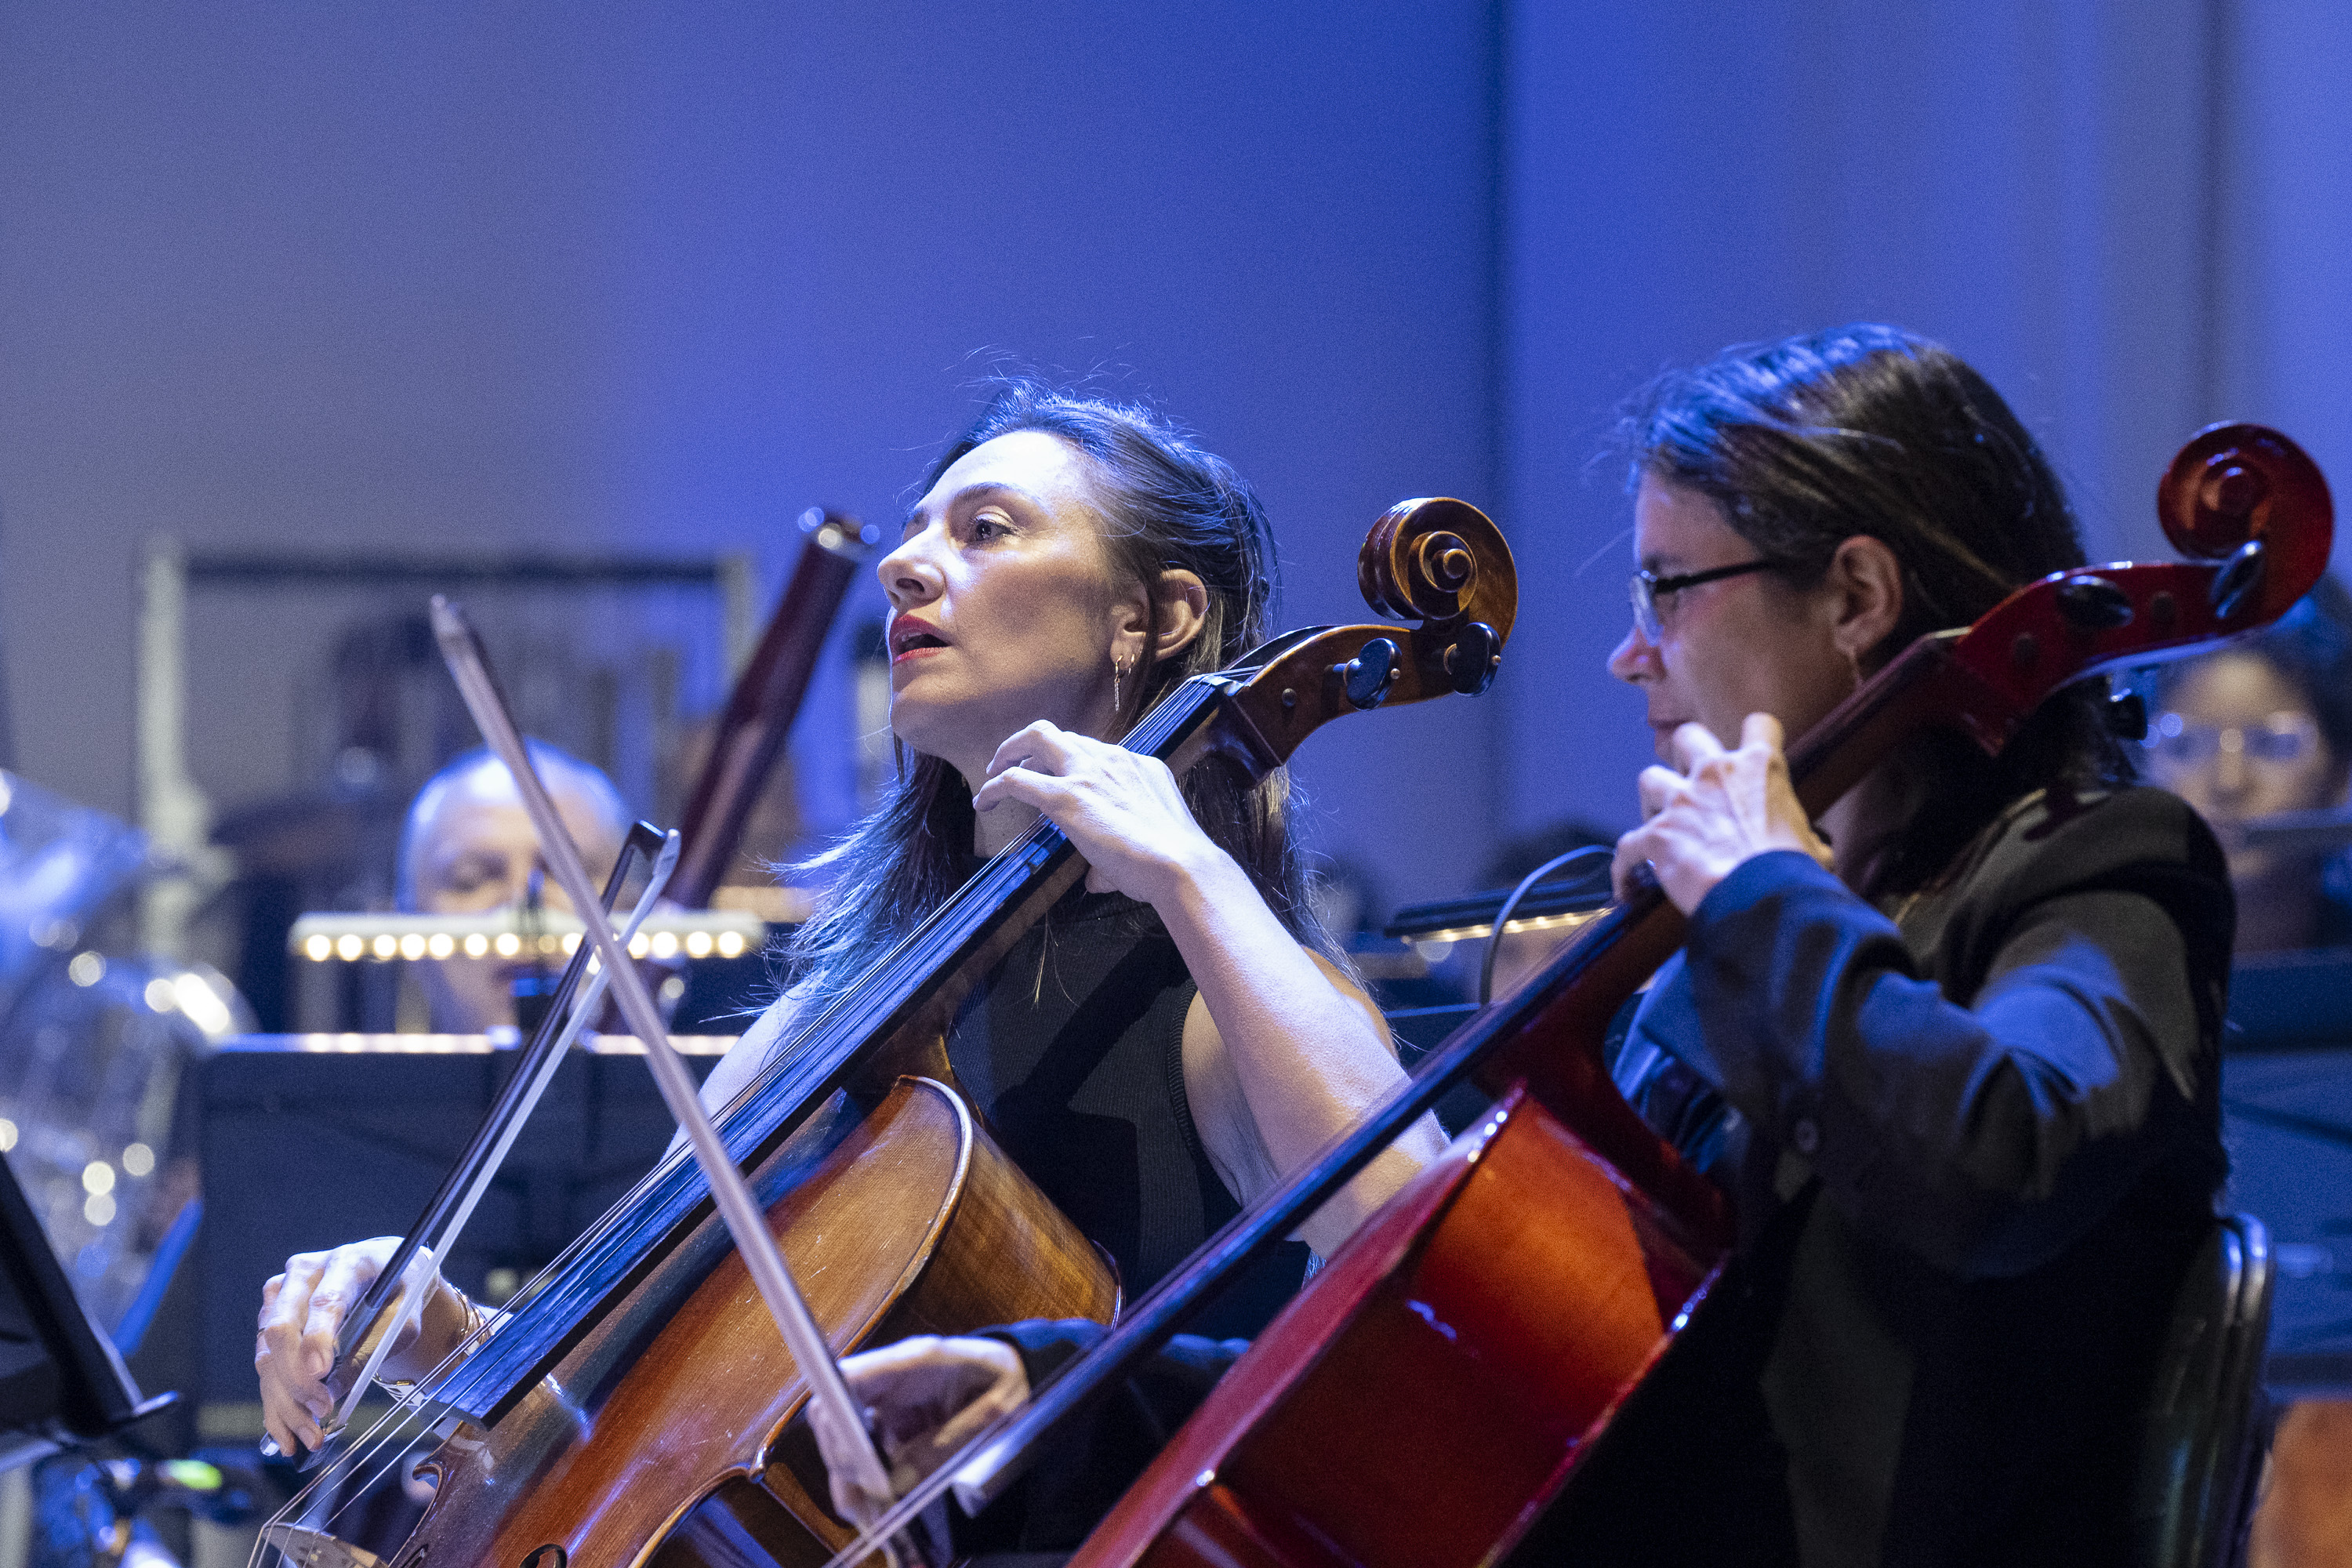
[2155,574,2352,762]
[1617,323,2129,891]
[786,379,1322,993]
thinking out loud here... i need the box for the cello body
[1076,1086,1715,1568]
[347,499,1519,1568]
[401,1074,1117,1568]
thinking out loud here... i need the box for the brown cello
[296,508,877,1438]
[321,499,1515,1568]
[847,423,2331,1568]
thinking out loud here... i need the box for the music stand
[0,1152,173,1472]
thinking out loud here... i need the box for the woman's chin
[884,702,954,756]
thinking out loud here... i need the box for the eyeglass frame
[2140,709,2325,773]
[1628,558,1791,642]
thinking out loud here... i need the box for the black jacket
[966,786,2232,1566]
[1539,785,2232,1565]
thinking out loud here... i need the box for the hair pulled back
[1619,324,2130,888]
[786,379,1319,996]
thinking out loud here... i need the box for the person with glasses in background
[2143,579,2352,1568]
[2143,578,2352,956]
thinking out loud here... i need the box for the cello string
[249,1276,528,1568]
[431,677,1222,1416]
[252,672,1237,1568]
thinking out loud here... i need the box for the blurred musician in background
[2143,587,2352,1568]
[801,327,2240,1566]
[2143,577,2352,955]
[396,741,628,1032]
[252,383,1446,1458]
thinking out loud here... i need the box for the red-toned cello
[835,423,2332,1568]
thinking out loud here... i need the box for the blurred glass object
[0,776,153,1025]
[0,771,251,1335]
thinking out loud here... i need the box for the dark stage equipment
[0,1150,172,1471]
[188,1034,727,1437]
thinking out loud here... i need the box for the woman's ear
[1145,569,1210,662]
[1826,535,1905,667]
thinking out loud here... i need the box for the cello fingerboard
[427,677,1232,1421]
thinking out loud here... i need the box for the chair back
[2135,1211,2275,1568]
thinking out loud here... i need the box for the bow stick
[429,597,909,1555]
[262,821,673,1463]
[328,830,684,1438]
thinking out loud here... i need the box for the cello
[288,498,1519,1568]
[833,423,2333,1568]
[294,507,877,1445]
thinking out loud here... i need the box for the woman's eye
[969,517,1008,542]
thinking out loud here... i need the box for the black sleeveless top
[946,884,1309,1339]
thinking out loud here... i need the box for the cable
[1477,846,1614,1006]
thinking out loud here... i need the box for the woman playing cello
[827,325,2237,1566]
[252,382,1448,1459]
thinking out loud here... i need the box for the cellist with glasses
[813,325,2239,1568]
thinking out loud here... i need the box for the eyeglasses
[1628,559,1787,641]
[2142,710,2322,772]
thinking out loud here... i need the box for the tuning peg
[1338,637,1401,710]
[1444,622,1502,695]
[2055,575,2134,631]
[2209,539,2267,620]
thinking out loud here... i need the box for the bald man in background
[397,742,628,1033]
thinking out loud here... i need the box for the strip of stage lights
[286,907,788,965]
[1391,906,1610,951]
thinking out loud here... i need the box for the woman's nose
[877,535,942,608]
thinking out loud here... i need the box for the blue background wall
[2,1,2347,912]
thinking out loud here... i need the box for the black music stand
[0,1152,173,1472]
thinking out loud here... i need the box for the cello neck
[426,498,1522,1425]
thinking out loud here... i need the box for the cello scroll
[1187,498,1515,777]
